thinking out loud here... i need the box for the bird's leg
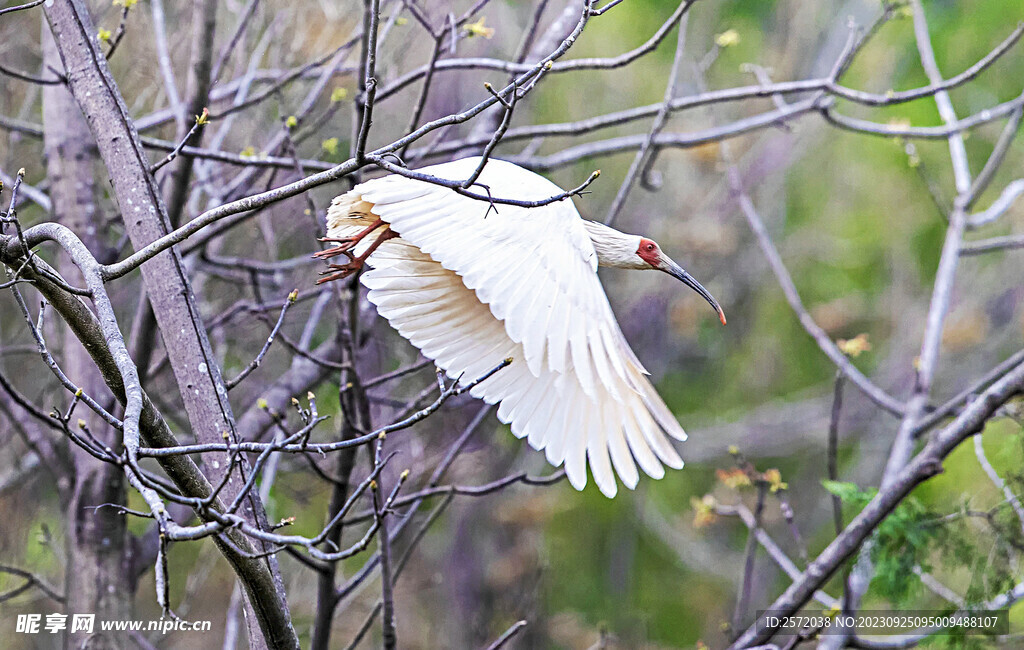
[313,217,386,261]
[316,227,398,284]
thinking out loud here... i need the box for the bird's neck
[582,220,646,269]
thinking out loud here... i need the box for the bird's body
[322,157,723,497]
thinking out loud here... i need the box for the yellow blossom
[98,28,112,42]
[763,468,788,492]
[837,333,872,357]
[716,467,752,489]
[691,494,718,528]
[463,17,495,39]
[321,137,339,156]
[715,29,740,48]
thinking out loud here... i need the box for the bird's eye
[646,243,655,251]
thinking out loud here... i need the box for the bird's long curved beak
[661,257,727,325]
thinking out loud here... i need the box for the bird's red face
[636,238,663,268]
[637,237,727,325]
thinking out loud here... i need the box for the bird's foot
[313,241,355,261]
[313,236,364,262]
[316,259,364,284]
[315,226,398,284]
[313,218,385,261]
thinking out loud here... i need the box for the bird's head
[635,237,727,325]
[582,220,726,325]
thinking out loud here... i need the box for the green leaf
[821,480,866,502]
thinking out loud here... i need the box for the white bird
[317,157,724,497]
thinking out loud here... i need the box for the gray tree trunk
[42,23,134,650]
[41,2,298,647]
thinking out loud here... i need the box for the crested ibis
[317,157,724,497]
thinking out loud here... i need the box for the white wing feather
[326,157,686,497]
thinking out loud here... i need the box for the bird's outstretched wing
[327,157,686,497]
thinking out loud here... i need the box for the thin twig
[150,109,209,173]
[733,483,767,636]
[485,620,528,650]
[226,289,297,389]
[828,373,845,536]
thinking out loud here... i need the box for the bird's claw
[316,259,364,284]
[313,237,360,261]
[314,220,398,285]
[314,218,387,261]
